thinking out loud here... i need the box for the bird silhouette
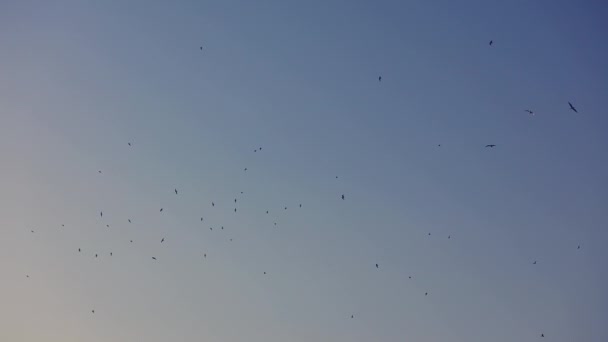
[100,211,103,217]
[244,168,248,171]
[425,292,428,296]
[212,202,215,207]
[533,261,537,265]
[128,219,131,223]
[110,252,112,256]
[541,334,544,337]
[299,204,302,208]
[160,208,163,212]
[78,248,81,252]
[95,254,98,258]
[130,240,133,243]
[448,235,451,239]
[235,198,237,203]
[98,170,102,173]
[351,315,354,318]
[266,211,269,214]
[376,263,379,268]
[128,142,131,146]
[201,217,204,221]
[92,309,95,314]
[525,109,534,115]
[200,46,203,50]
[577,245,581,249]
[378,76,382,82]
[341,194,345,200]
[175,189,178,195]
[152,257,157,260]
[106,225,110,228]
[568,101,578,113]
[203,253,207,258]
[161,238,164,243]
[234,208,237,212]
[489,40,493,46]
[485,144,496,148]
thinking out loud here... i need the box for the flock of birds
[22,39,586,340]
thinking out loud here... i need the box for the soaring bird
[351,315,354,319]
[98,170,102,174]
[299,204,302,208]
[212,202,215,207]
[244,168,248,171]
[234,208,237,212]
[92,310,95,314]
[263,272,267,275]
[425,292,428,296]
[378,76,382,82]
[568,102,578,113]
[284,207,287,210]
[533,260,537,265]
[161,238,164,243]
[341,194,345,200]
[489,40,493,46]
[201,217,204,221]
[485,144,496,148]
[375,263,379,268]
[106,225,110,228]
[525,109,534,115]
[448,235,451,239]
[200,46,203,50]
[100,211,103,217]
[541,334,544,337]
[577,245,581,249]
[203,253,207,258]
[175,189,178,195]
[128,219,131,223]
[95,254,98,258]
[234,198,237,203]
[130,240,133,243]
[266,210,269,214]
[78,248,81,252]
[160,208,163,212]
[110,252,112,256]
[128,142,131,146]
[31,230,34,233]
[152,257,157,260]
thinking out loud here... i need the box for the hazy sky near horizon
[1,1,607,341]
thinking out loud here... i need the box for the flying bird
[375,263,379,269]
[130,240,133,243]
[128,142,131,146]
[266,211,269,214]
[212,202,215,207]
[98,170,102,174]
[378,76,382,82]
[200,46,203,50]
[525,109,534,115]
[95,254,98,258]
[341,194,345,200]
[244,168,248,171]
[489,40,493,46]
[533,261,537,265]
[577,245,581,249]
[351,315,354,319]
[568,101,578,113]
[161,238,164,243]
[235,198,237,203]
[128,219,131,223]
[541,334,544,338]
[234,208,237,212]
[100,211,103,217]
[152,257,157,260]
[425,292,428,296]
[110,252,112,256]
[485,144,496,148]
[175,189,178,195]
[201,217,204,221]
[299,204,302,208]
[203,253,206,258]
[92,310,95,314]
[78,248,81,252]
[160,208,163,212]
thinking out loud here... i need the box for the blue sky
[1,1,607,341]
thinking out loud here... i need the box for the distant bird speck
[489,40,493,46]
[376,263,379,269]
[341,194,345,200]
[128,219,131,223]
[485,144,496,148]
[525,109,534,115]
[378,76,382,82]
[152,257,157,260]
[568,101,578,113]
[161,238,164,243]
[175,189,178,195]
[160,208,163,212]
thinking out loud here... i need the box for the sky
[1,0,607,341]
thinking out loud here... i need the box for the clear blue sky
[1,1,607,341]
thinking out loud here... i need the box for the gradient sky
[1,1,607,341]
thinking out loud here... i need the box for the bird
[336,176,339,179]
[266,211,269,214]
[128,142,131,146]
[577,245,581,249]
[485,144,496,148]
[284,207,287,210]
[254,149,257,152]
[152,257,157,260]
[489,40,493,46]
[128,219,131,223]
[351,315,354,319]
[259,147,262,150]
[201,217,204,221]
[244,168,248,171]
[203,253,206,258]
[26,275,29,278]
[541,334,544,338]
[199,46,203,50]
[95,254,98,258]
[160,208,163,212]
[210,227,213,231]
[98,170,102,174]
[106,225,110,228]
[375,263,379,268]
[92,309,95,314]
[533,260,537,265]
[341,194,345,200]
[30,230,34,233]
[428,232,431,236]
[61,224,64,227]
[438,144,441,147]
[525,109,534,115]
[448,235,451,239]
[234,198,237,203]
[425,292,428,296]
[212,202,215,207]
[234,208,237,212]
[161,238,164,243]
[78,248,81,252]
[378,76,382,82]
[299,204,302,208]
[100,211,103,217]
[221,226,224,230]
[110,252,112,256]
[409,276,412,279]
[263,272,267,275]
[175,189,178,195]
[130,240,133,243]
[568,101,578,113]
